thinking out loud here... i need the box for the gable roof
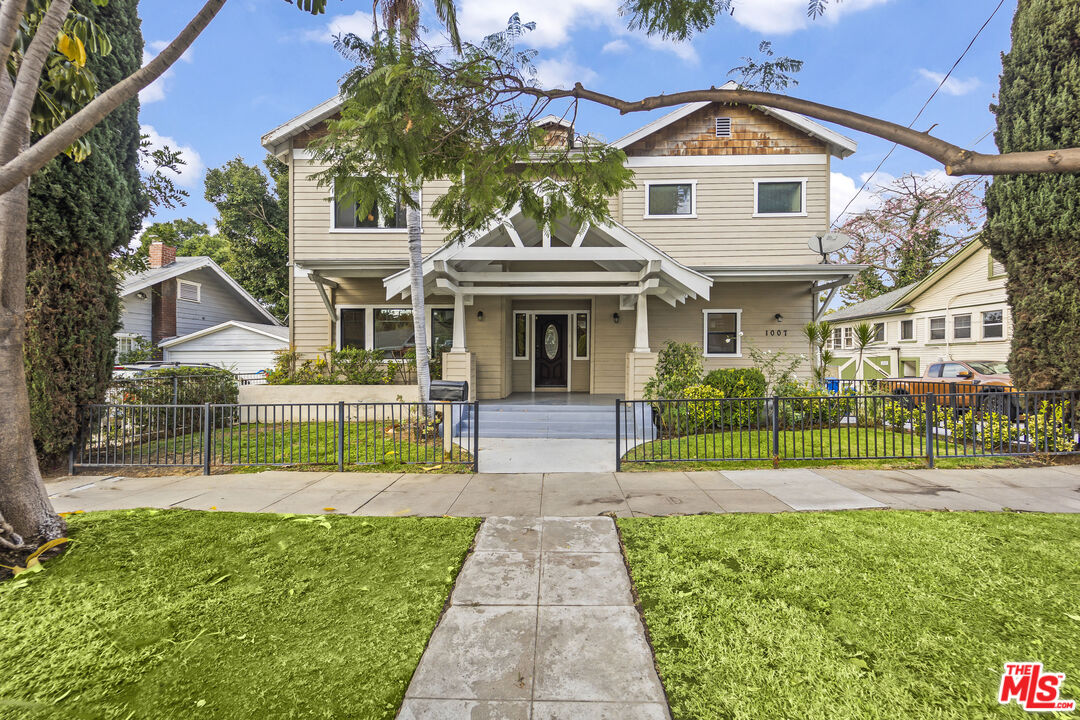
[158,320,289,349]
[611,81,857,159]
[120,256,282,326]
[827,283,916,323]
[261,81,857,159]
[891,240,986,307]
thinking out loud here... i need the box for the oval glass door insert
[543,323,559,359]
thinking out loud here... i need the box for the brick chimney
[148,241,176,269]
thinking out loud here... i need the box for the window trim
[900,318,914,341]
[329,179,419,233]
[702,308,742,358]
[752,177,808,217]
[952,313,972,340]
[335,304,452,357]
[513,311,531,360]
[871,322,886,343]
[843,326,853,349]
[643,179,697,219]
[573,311,590,361]
[928,315,946,342]
[981,308,1005,340]
[177,279,201,303]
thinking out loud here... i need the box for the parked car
[881,360,1017,416]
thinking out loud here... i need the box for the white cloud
[139,41,194,104]
[459,0,619,49]
[729,0,889,35]
[534,56,598,90]
[302,10,375,43]
[917,68,980,96]
[140,125,205,189]
[602,38,629,54]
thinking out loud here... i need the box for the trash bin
[429,380,469,401]
[825,378,840,395]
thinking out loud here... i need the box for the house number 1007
[764,329,788,337]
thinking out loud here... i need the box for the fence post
[924,392,935,468]
[202,402,212,476]
[472,400,480,473]
[615,399,622,472]
[337,400,345,472]
[771,396,781,458]
[172,376,179,405]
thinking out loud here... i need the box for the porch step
[461,403,641,440]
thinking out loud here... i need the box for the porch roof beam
[434,277,662,296]
[444,271,643,284]
[449,247,642,262]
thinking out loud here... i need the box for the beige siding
[592,296,635,394]
[618,164,827,266]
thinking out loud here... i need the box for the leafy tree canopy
[622,0,835,41]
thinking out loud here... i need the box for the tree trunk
[407,192,430,404]
[0,178,64,550]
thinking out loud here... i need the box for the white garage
[161,321,288,374]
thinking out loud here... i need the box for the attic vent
[178,279,201,303]
[715,117,732,138]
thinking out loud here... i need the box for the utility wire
[831,0,1008,228]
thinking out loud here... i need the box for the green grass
[82,420,473,471]
[0,510,480,720]
[617,512,1080,720]
[621,428,1023,470]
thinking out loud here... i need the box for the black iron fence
[615,389,1080,470]
[72,401,479,473]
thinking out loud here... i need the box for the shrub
[704,368,767,398]
[267,347,389,386]
[644,341,703,400]
[116,336,154,364]
[112,367,240,406]
[1031,401,1076,452]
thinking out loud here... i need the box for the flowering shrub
[644,341,703,400]
[267,347,390,385]
[1032,401,1075,452]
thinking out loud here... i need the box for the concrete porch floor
[480,393,622,407]
[46,465,1080,517]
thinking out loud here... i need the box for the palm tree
[374,0,462,403]
[852,322,877,382]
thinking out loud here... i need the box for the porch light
[612,312,620,324]
[774,313,783,323]
[476,310,484,321]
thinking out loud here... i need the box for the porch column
[452,291,467,351]
[633,293,650,352]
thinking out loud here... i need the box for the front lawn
[0,510,480,719]
[618,512,1080,720]
[621,428,1022,470]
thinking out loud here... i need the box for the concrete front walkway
[47,465,1080,516]
[400,516,669,719]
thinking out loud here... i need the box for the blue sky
[137,0,1016,231]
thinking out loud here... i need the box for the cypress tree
[984,0,1080,390]
[24,0,145,464]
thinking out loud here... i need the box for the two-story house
[826,240,1012,379]
[118,241,283,369]
[261,84,863,400]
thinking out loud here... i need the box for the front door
[534,315,568,388]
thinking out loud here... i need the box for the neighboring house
[160,321,289,373]
[260,83,865,400]
[826,241,1012,379]
[117,242,282,369]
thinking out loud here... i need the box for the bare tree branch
[0,0,227,196]
[0,0,73,158]
[514,82,1080,176]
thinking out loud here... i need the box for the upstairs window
[872,322,885,342]
[754,179,806,216]
[953,314,972,340]
[177,279,200,303]
[982,310,1004,339]
[645,181,695,218]
[831,327,842,350]
[332,182,408,230]
[714,117,732,137]
[929,316,946,341]
[900,319,914,340]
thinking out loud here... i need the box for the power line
[831,0,1008,228]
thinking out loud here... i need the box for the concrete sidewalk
[47,465,1080,516]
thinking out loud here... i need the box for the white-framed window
[872,322,885,343]
[953,314,972,340]
[929,316,946,341]
[703,309,741,357]
[714,117,732,138]
[644,180,696,219]
[513,312,530,360]
[573,312,589,360]
[830,327,842,350]
[115,333,140,355]
[982,309,1004,339]
[337,306,453,358]
[753,178,807,217]
[177,279,201,302]
[900,319,914,341]
[843,327,853,348]
[330,179,411,231]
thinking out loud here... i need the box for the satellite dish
[808,232,850,263]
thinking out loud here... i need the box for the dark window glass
[340,309,365,349]
[757,181,802,214]
[373,308,415,359]
[333,184,407,229]
[706,312,738,355]
[872,323,885,342]
[514,313,528,358]
[647,183,693,216]
[901,319,913,340]
[941,363,968,379]
[982,310,1004,338]
[953,314,971,340]
[927,363,943,378]
[575,313,588,358]
[430,308,454,356]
